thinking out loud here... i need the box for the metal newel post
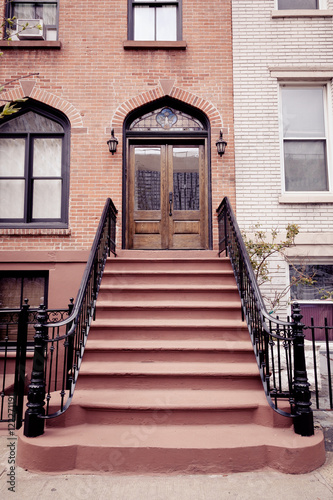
[14,299,30,430]
[24,304,48,437]
[291,302,314,436]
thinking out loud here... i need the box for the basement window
[0,271,48,343]
[290,264,333,340]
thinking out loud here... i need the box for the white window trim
[272,0,333,18]
[288,261,333,307]
[278,82,333,199]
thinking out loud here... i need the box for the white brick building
[232,0,333,320]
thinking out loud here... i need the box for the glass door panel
[134,147,161,210]
[172,147,200,211]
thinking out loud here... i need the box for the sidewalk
[1,434,333,500]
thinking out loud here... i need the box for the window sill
[123,40,187,50]
[272,10,333,18]
[279,194,333,204]
[0,40,61,49]
[0,227,71,236]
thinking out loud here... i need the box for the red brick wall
[0,0,234,252]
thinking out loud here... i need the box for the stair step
[83,339,255,362]
[76,361,262,390]
[95,302,242,320]
[75,388,264,410]
[78,361,259,376]
[106,256,232,271]
[98,284,240,302]
[101,270,236,286]
[88,319,250,340]
[115,250,219,258]
[17,423,325,474]
[46,388,289,428]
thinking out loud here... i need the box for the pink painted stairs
[17,251,325,474]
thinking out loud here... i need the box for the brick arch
[111,86,223,130]
[1,85,83,128]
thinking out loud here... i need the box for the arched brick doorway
[123,97,211,250]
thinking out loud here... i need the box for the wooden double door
[127,141,208,249]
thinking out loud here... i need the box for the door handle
[169,192,173,216]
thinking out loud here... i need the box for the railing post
[224,206,228,257]
[291,302,314,436]
[107,204,111,257]
[24,304,47,437]
[66,298,75,390]
[14,299,30,429]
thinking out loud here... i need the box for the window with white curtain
[281,86,329,192]
[0,103,69,226]
[129,0,182,41]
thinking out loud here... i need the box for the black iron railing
[0,303,70,429]
[23,198,117,437]
[217,197,314,436]
[304,320,333,410]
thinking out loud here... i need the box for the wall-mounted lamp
[107,129,118,155]
[216,131,227,156]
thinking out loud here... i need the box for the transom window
[281,86,329,192]
[0,104,69,226]
[129,0,182,41]
[6,1,59,41]
[130,107,204,132]
[278,0,318,8]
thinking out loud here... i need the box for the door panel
[127,142,207,249]
[128,145,166,249]
[168,145,205,249]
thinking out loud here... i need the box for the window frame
[0,101,70,228]
[0,271,49,346]
[5,0,60,41]
[279,83,331,195]
[289,263,333,340]
[0,271,49,309]
[128,0,182,41]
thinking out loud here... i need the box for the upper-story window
[128,0,182,41]
[278,0,318,8]
[281,86,329,192]
[0,102,70,227]
[6,1,59,41]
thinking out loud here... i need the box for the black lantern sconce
[107,129,118,155]
[216,131,227,157]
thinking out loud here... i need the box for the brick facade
[232,0,333,313]
[0,0,234,253]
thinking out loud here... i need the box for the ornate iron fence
[0,302,70,429]
[21,198,117,437]
[302,320,333,410]
[217,197,314,436]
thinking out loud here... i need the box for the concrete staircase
[17,251,325,474]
